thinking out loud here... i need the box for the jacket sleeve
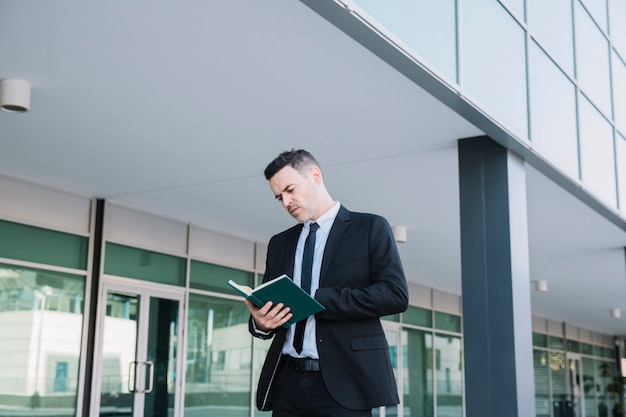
[314,213,409,321]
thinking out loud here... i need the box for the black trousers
[271,358,372,417]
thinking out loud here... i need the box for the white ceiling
[1,0,626,335]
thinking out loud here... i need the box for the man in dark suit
[246,149,409,417]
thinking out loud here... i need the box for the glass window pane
[190,260,254,294]
[579,95,617,207]
[402,328,434,417]
[567,340,581,353]
[580,0,608,32]
[462,0,528,139]
[434,333,463,417]
[616,133,626,215]
[597,360,616,413]
[609,0,626,57]
[534,350,551,417]
[581,342,594,355]
[549,336,564,350]
[533,333,548,347]
[0,220,88,270]
[529,41,579,179]
[185,294,251,417]
[104,243,186,286]
[612,52,626,133]
[353,0,458,81]
[527,0,574,74]
[551,352,567,414]
[575,2,612,116]
[582,357,597,417]
[501,0,524,21]
[434,311,461,333]
[0,264,85,415]
[403,305,433,327]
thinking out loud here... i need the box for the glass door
[91,279,184,417]
[567,353,585,417]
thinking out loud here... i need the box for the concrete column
[458,136,535,417]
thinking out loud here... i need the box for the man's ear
[309,166,323,185]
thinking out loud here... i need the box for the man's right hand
[245,299,293,331]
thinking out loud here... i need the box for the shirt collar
[304,201,340,231]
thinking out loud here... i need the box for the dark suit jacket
[251,205,409,411]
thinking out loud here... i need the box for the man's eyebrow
[274,184,294,200]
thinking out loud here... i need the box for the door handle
[128,361,138,393]
[143,361,155,394]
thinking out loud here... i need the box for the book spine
[247,294,264,308]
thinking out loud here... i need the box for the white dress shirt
[282,201,340,358]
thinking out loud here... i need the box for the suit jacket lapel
[285,224,302,279]
[319,205,350,286]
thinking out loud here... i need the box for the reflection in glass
[373,328,399,417]
[0,264,85,416]
[527,0,574,75]
[99,293,139,416]
[597,360,616,414]
[579,95,617,207]
[434,334,462,417]
[551,352,567,417]
[582,357,596,417]
[533,350,550,417]
[144,297,179,417]
[461,0,528,140]
[575,2,612,117]
[185,294,252,417]
[353,0,457,82]
[402,328,434,417]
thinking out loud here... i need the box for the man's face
[269,165,320,223]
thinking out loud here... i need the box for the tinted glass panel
[551,352,567,412]
[534,350,550,417]
[434,311,461,333]
[402,328,434,417]
[403,305,433,327]
[434,334,463,417]
[190,260,254,294]
[533,333,548,348]
[582,357,597,417]
[549,336,564,350]
[0,264,85,416]
[0,220,88,270]
[353,0,458,81]
[185,294,251,417]
[579,95,617,207]
[567,339,581,353]
[528,41,579,179]
[104,243,186,286]
[462,0,528,140]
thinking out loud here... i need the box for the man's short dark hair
[264,149,320,180]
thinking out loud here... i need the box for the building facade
[1,1,625,417]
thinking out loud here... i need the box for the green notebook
[228,274,325,328]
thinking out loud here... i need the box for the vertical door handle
[128,361,138,393]
[144,361,155,394]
